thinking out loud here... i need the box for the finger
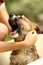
[26,30,37,40]
[27,30,37,36]
[31,30,37,38]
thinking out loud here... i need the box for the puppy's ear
[31,22,41,34]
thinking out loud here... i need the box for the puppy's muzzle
[9,15,23,37]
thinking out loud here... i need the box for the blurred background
[5,0,43,26]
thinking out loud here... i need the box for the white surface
[27,58,43,65]
[35,34,43,57]
[0,51,12,65]
[0,39,14,65]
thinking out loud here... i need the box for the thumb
[25,30,37,40]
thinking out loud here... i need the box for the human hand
[24,30,37,47]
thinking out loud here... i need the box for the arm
[0,2,12,33]
[0,41,26,52]
[0,30,37,53]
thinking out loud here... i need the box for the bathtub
[0,34,43,65]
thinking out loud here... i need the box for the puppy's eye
[14,18,18,22]
[18,15,22,19]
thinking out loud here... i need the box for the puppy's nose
[13,15,17,19]
[12,15,18,23]
[14,17,18,23]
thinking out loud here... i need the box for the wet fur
[9,15,40,65]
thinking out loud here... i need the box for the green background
[5,0,43,23]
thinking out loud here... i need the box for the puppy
[9,15,40,65]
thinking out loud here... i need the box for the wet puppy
[9,15,40,65]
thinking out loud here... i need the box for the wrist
[22,41,28,48]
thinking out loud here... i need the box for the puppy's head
[9,14,40,41]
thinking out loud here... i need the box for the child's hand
[24,30,37,47]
